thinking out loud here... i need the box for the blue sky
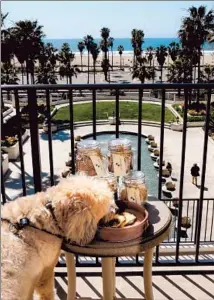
[2,1,214,38]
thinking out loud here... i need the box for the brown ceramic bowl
[97,201,149,242]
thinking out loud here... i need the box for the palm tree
[37,43,58,84]
[77,41,85,71]
[146,46,154,66]
[90,42,100,83]
[83,35,94,84]
[168,42,180,62]
[1,12,14,65]
[58,43,80,84]
[132,56,155,83]
[10,20,45,84]
[178,6,214,84]
[117,45,124,69]
[167,58,192,98]
[101,58,111,82]
[136,30,144,56]
[108,37,114,70]
[201,65,214,82]
[156,45,168,82]
[100,27,110,60]
[131,29,137,65]
[1,62,19,101]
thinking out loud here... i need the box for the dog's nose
[110,205,116,213]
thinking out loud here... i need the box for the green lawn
[53,101,175,123]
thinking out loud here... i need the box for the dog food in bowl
[97,201,149,242]
[76,140,105,176]
[108,139,133,176]
[120,171,148,204]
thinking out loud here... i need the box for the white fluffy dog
[1,175,115,300]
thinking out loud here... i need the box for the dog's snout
[110,204,117,214]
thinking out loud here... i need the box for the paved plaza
[4,124,214,200]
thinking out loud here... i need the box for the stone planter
[148,145,158,152]
[165,181,176,192]
[150,153,158,161]
[2,153,9,176]
[154,161,165,169]
[2,142,19,161]
[162,185,175,198]
[170,122,183,131]
[43,123,58,133]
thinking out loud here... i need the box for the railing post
[27,88,42,192]
[158,88,165,199]
[1,166,6,204]
[115,89,119,138]
[175,88,188,262]
[195,89,211,262]
[45,89,55,186]
[137,89,143,170]
[92,90,96,140]
[69,89,75,174]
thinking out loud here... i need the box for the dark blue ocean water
[44,37,213,53]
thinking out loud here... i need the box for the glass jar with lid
[108,138,133,176]
[97,173,118,199]
[120,171,148,205]
[76,140,105,176]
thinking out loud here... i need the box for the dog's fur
[1,175,115,300]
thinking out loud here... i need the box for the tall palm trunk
[111,50,113,70]
[87,50,90,84]
[81,53,83,71]
[21,64,24,84]
[93,61,96,84]
[152,59,155,83]
[197,47,201,103]
[160,66,163,83]
[26,61,29,84]
[194,65,196,84]
[120,55,122,69]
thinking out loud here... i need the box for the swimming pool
[86,132,159,198]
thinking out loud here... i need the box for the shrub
[166,181,176,191]
[187,116,205,122]
[1,136,18,147]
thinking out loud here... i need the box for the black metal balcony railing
[1,83,214,270]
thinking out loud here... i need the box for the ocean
[44,37,214,54]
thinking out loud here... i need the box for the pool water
[87,133,159,197]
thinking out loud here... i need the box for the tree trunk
[194,65,196,84]
[21,64,24,84]
[81,54,83,72]
[160,66,163,83]
[26,62,29,85]
[197,47,201,103]
[94,61,96,84]
[120,55,122,69]
[153,59,155,83]
[112,50,113,70]
[88,50,90,84]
